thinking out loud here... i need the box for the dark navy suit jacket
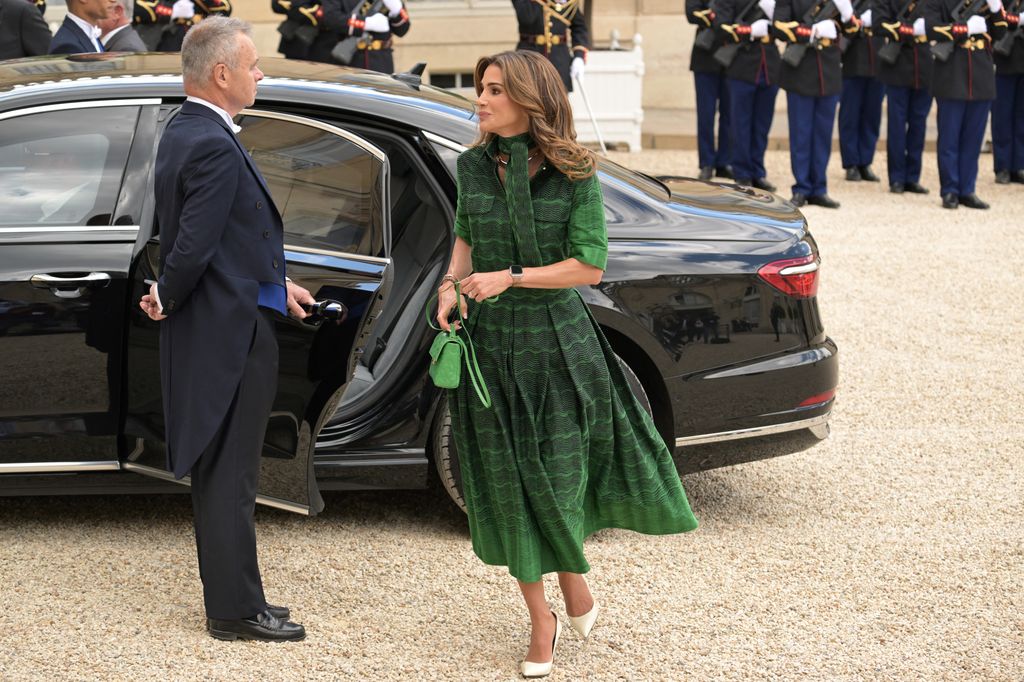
[49,15,103,54]
[154,101,285,479]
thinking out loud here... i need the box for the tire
[431,353,651,514]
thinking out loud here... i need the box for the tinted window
[237,115,385,257]
[0,106,138,226]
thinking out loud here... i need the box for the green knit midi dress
[449,134,697,583]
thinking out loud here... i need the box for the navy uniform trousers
[728,70,779,182]
[695,71,733,170]
[787,92,840,196]
[190,308,278,620]
[936,98,991,196]
[886,85,932,185]
[992,74,1024,174]
[839,76,885,169]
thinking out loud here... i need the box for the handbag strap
[425,281,492,408]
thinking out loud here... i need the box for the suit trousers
[190,308,278,620]
[787,91,840,197]
[885,85,932,185]
[695,70,732,170]
[992,74,1024,173]
[936,97,991,197]
[838,76,885,169]
[727,75,779,182]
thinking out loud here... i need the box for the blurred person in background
[50,0,115,53]
[271,0,323,60]
[687,0,734,180]
[512,0,590,92]
[99,0,148,50]
[992,0,1024,184]
[0,0,52,58]
[838,0,885,183]
[132,0,231,52]
[311,0,410,72]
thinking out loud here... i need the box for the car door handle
[30,272,112,299]
[302,299,347,323]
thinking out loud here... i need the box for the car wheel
[431,353,651,514]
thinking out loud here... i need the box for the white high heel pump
[567,601,599,640]
[520,611,561,679]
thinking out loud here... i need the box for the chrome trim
[122,462,311,516]
[238,108,387,163]
[0,99,160,122]
[702,347,834,380]
[675,413,831,448]
[285,243,391,267]
[0,226,139,234]
[779,261,819,276]
[0,461,120,474]
[423,131,468,153]
[31,272,111,286]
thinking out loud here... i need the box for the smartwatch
[509,264,524,286]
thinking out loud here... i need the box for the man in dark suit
[99,0,148,50]
[139,16,314,642]
[50,0,115,53]
[0,0,52,59]
[838,0,885,182]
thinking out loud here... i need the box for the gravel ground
[1,150,1021,681]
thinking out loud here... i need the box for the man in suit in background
[0,0,52,58]
[687,0,734,180]
[139,16,314,642]
[50,0,115,53]
[838,0,885,183]
[99,0,148,50]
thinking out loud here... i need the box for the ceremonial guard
[875,0,933,193]
[992,0,1024,183]
[312,0,409,72]
[512,0,590,92]
[773,0,860,207]
[838,0,885,182]
[134,0,232,52]
[925,0,1008,208]
[271,0,323,60]
[687,0,734,180]
[714,0,781,191]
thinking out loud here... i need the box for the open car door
[123,108,392,516]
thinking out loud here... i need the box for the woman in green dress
[435,50,698,678]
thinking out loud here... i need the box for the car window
[237,114,385,258]
[0,106,138,227]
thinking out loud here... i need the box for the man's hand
[986,0,1002,12]
[140,282,167,321]
[966,14,987,34]
[834,0,853,22]
[171,0,195,19]
[286,280,315,319]
[860,9,872,27]
[570,56,585,80]
[913,16,926,35]
[750,18,770,38]
[812,18,838,40]
[363,12,390,32]
[757,0,776,19]
[382,0,403,17]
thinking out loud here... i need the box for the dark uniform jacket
[0,0,51,59]
[154,101,286,479]
[714,0,782,83]
[688,0,727,73]
[774,0,861,96]
[842,0,879,76]
[312,0,410,72]
[271,0,323,59]
[513,0,590,92]
[924,0,1008,100]
[874,0,934,87]
[994,0,1024,73]
[133,0,232,52]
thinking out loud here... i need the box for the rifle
[877,0,917,64]
[993,0,1023,56]
[332,0,387,65]
[840,0,871,53]
[712,0,763,68]
[781,0,839,67]
[695,0,721,51]
[930,0,990,62]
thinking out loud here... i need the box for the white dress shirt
[66,12,103,53]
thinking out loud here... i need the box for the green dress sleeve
[453,155,472,246]
[567,173,607,270]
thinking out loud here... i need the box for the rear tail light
[758,254,819,298]
[798,389,835,407]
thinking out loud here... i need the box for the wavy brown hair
[472,50,597,181]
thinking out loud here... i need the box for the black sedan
[0,54,838,514]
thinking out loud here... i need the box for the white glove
[382,0,403,17]
[171,0,194,20]
[966,14,987,34]
[833,0,854,22]
[570,56,584,80]
[913,16,926,36]
[986,0,1002,12]
[750,18,770,38]
[812,19,838,40]
[363,12,390,32]
[757,0,776,19]
[860,9,872,27]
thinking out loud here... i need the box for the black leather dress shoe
[959,193,989,209]
[858,165,880,182]
[790,192,807,207]
[808,194,841,208]
[752,177,776,192]
[267,604,290,620]
[941,193,959,209]
[903,181,929,194]
[995,170,1011,184]
[208,610,306,642]
[889,181,905,194]
[845,167,862,181]
[715,165,734,179]
[698,166,714,181]
[1011,170,1024,184]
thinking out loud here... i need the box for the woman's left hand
[460,270,512,302]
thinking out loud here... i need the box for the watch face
[510,265,524,277]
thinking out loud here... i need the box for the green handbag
[425,281,492,407]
